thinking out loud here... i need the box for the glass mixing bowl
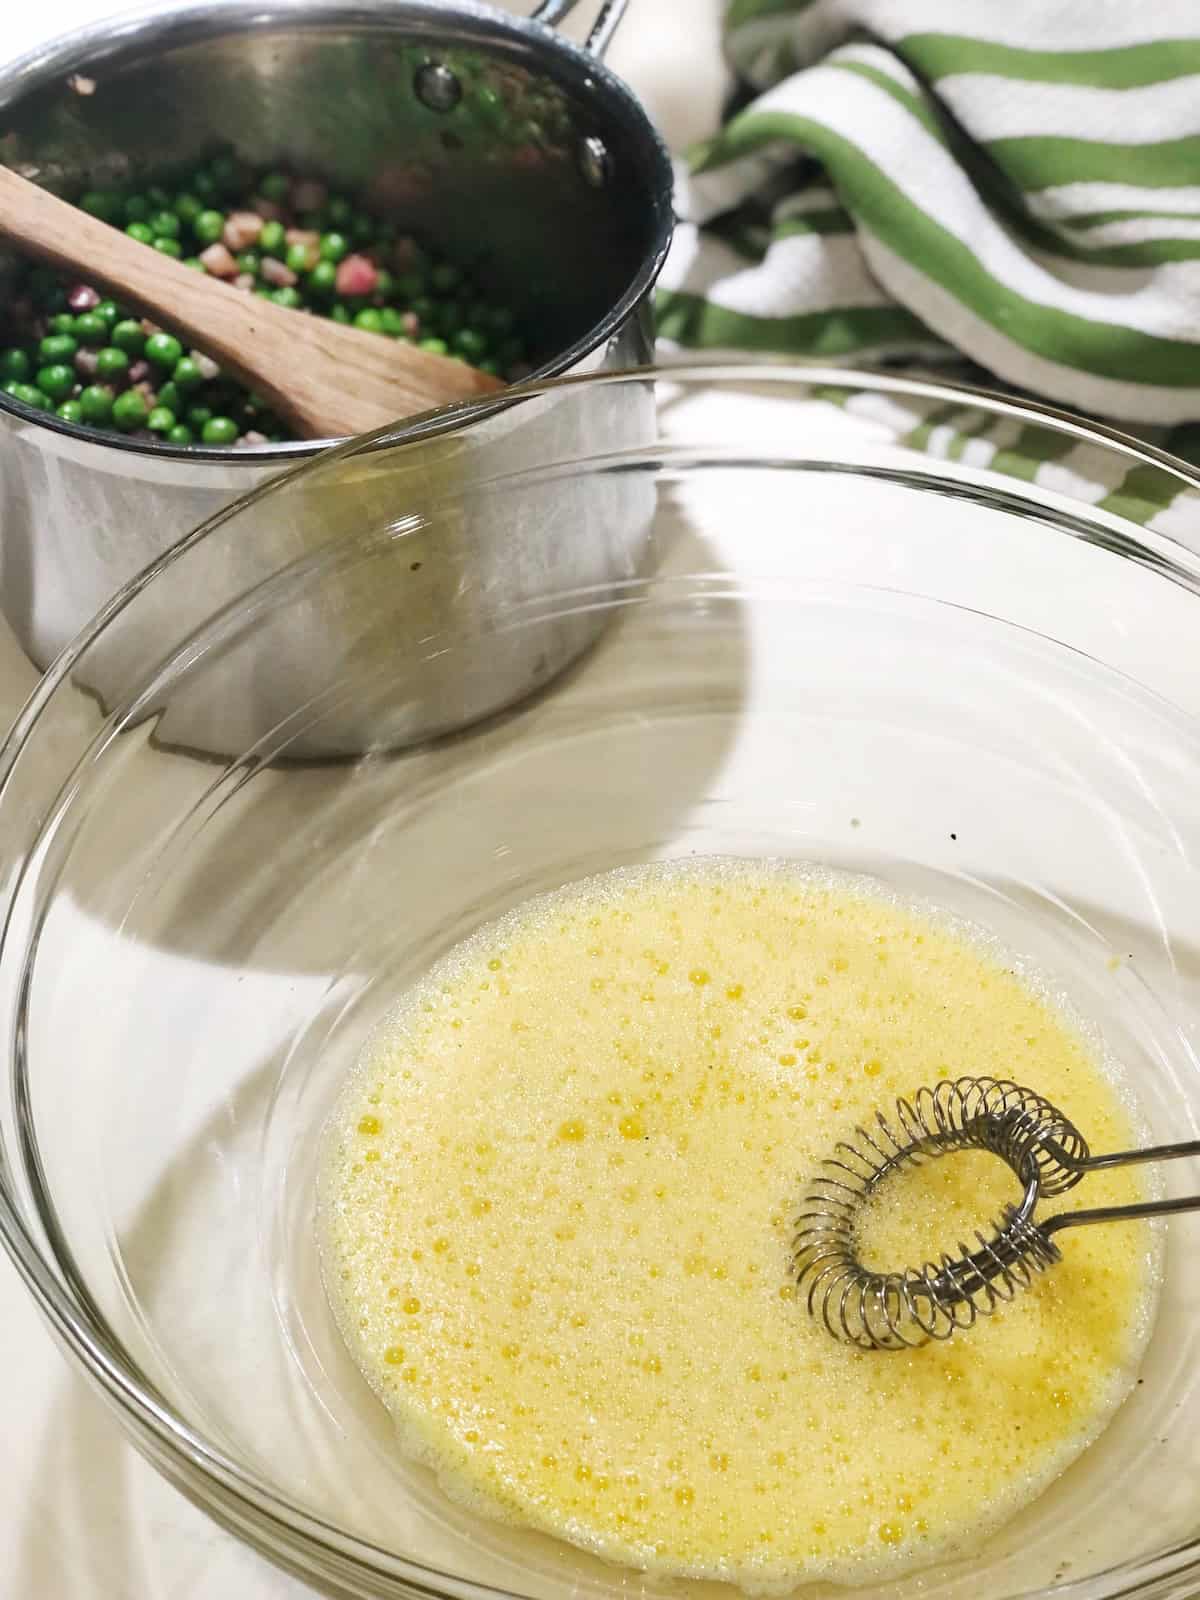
[3,366,1200,1600]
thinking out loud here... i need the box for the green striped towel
[656,1,1200,511]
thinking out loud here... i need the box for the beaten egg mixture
[320,860,1156,1590]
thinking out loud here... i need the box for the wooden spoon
[0,165,504,439]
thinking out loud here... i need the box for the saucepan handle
[530,0,631,59]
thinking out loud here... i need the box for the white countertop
[0,4,726,1596]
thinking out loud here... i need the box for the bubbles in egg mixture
[318,858,1159,1592]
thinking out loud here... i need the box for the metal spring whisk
[792,1076,1200,1350]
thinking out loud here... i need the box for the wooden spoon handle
[0,166,501,439]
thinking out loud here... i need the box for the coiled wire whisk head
[792,1077,1090,1350]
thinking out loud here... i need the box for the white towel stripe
[706,233,891,316]
[1027,182,1200,219]
[937,73,1200,145]
[861,234,1200,422]
[1066,217,1200,246]
[829,1,1200,51]
[774,187,842,218]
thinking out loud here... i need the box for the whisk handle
[1045,1191,1200,1234]
[1044,1137,1200,1234]
[1080,1136,1200,1171]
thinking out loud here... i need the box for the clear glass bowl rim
[4,360,1200,1600]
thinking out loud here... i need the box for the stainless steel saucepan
[0,0,672,751]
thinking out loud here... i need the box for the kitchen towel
[658,0,1200,512]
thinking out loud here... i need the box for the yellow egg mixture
[319,860,1157,1591]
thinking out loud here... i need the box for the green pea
[112,389,148,431]
[201,415,238,445]
[36,364,76,401]
[329,303,351,324]
[48,313,77,335]
[80,190,120,221]
[56,399,84,423]
[173,356,205,391]
[350,213,374,244]
[193,209,225,245]
[235,250,261,276]
[78,385,114,423]
[147,185,171,209]
[326,196,353,225]
[353,308,384,333]
[254,286,273,298]
[418,337,449,355]
[153,237,183,258]
[471,83,504,129]
[452,327,488,359]
[409,295,436,323]
[319,231,349,263]
[430,263,461,293]
[379,307,408,337]
[186,403,213,428]
[38,333,78,363]
[258,172,290,202]
[126,221,155,245]
[147,405,176,433]
[95,347,130,380]
[73,313,108,347]
[306,260,337,296]
[285,242,313,274]
[123,195,150,223]
[111,319,146,355]
[174,192,204,224]
[9,382,51,410]
[476,358,501,377]
[435,302,464,335]
[167,422,194,444]
[150,210,181,239]
[182,256,206,271]
[0,349,30,381]
[156,380,182,413]
[258,219,285,257]
[94,299,122,329]
[271,286,302,309]
[374,268,395,299]
[191,171,218,201]
[145,332,184,368]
